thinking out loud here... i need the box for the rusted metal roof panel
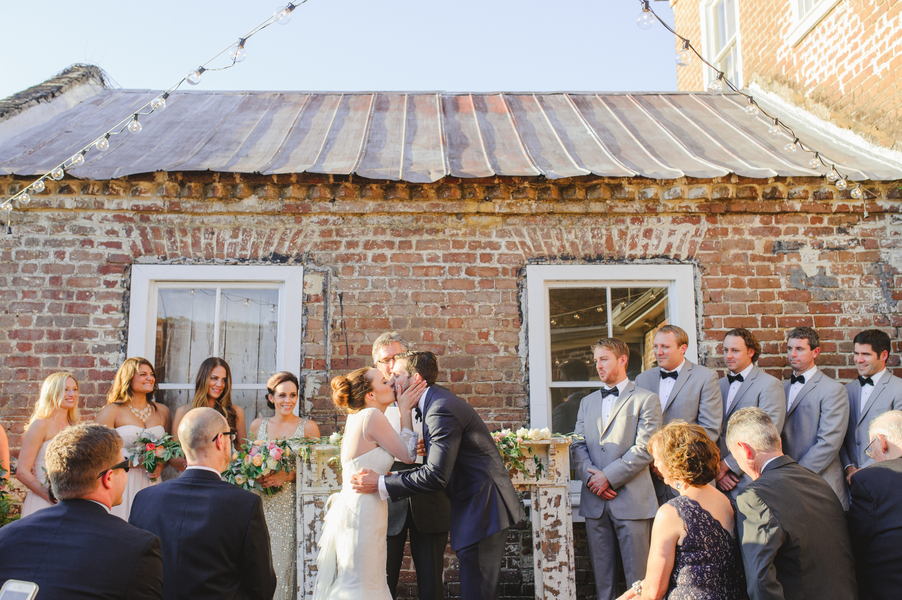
[1,89,899,182]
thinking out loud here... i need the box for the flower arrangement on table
[127,430,184,483]
[294,430,343,471]
[493,427,555,481]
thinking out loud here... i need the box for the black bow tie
[858,376,874,387]
[600,387,619,399]
[727,373,744,385]
[790,374,805,385]
[413,406,422,421]
[660,370,678,380]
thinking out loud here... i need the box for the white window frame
[786,0,842,47]
[699,0,743,89]
[526,264,698,520]
[126,265,304,394]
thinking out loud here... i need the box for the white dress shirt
[658,360,684,410]
[378,386,429,500]
[185,465,224,478]
[726,363,755,412]
[860,368,887,414]
[601,378,630,429]
[87,499,112,514]
[787,366,817,410]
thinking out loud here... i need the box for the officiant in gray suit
[841,329,902,485]
[571,338,662,600]
[635,325,722,503]
[781,327,850,508]
[715,328,786,499]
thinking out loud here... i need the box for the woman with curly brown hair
[619,421,747,600]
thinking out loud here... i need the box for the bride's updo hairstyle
[330,368,373,414]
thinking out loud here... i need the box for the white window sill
[786,0,842,47]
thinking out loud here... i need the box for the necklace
[130,403,153,424]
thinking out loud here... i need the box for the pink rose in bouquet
[128,430,184,483]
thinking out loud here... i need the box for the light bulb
[51,167,65,180]
[276,4,295,24]
[18,192,31,205]
[70,152,85,167]
[32,179,45,193]
[230,40,247,62]
[187,67,205,85]
[128,117,142,135]
[637,11,655,30]
[767,120,781,138]
[851,186,863,199]
[1,203,12,213]
[836,178,848,191]
[95,135,110,152]
[784,141,798,155]
[744,101,759,118]
[151,95,167,111]
[826,168,839,182]
[676,40,692,67]
[807,155,820,169]
[707,76,723,93]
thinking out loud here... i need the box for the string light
[836,178,848,191]
[95,134,111,152]
[676,39,692,67]
[18,192,30,206]
[784,138,799,155]
[851,186,863,199]
[744,98,759,118]
[31,180,44,193]
[69,151,86,167]
[636,0,654,29]
[187,67,206,86]
[151,94,168,112]
[706,72,724,93]
[767,118,782,138]
[230,39,247,63]
[51,167,64,181]
[127,115,143,135]
[276,3,297,25]
[807,153,820,169]
[826,167,840,182]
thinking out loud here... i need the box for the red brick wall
[670,0,902,150]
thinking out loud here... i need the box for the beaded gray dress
[258,418,307,600]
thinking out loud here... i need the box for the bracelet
[631,580,643,596]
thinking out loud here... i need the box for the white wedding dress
[314,408,416,600]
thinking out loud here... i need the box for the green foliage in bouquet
[223,437,299,497]
[129,430,185,483]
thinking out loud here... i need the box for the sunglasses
[212,430,239,443]
[97,459,130,479]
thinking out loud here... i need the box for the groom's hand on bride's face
[350,468,380,494]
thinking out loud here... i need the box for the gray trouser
[584,510,653,600]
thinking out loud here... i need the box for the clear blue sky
[0,0,679,99]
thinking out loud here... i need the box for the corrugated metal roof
[1,88,899,182]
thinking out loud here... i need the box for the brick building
[1,63,901,598]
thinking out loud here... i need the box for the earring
[674,481,683,490]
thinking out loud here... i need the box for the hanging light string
[635,0,872,208]
[0,1,307,220]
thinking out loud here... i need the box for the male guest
[781,326,850,508]
[571,338,662,600]
[373,332,450,600]
[551,359,593,435]
[352,351,524,600]
[716,328,786,499]
[847,410,902,600]
[130,408,276,600]
[728,407,857,600]
[0,424,163,599]
[635,325,721,502]
[841,329,902,484]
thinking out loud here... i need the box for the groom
[352,351,525,600]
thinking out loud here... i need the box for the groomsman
[571,338,662,600]
[781,327,850,508]
[841,329,902,484]
[373,332,450,600]
[715,328,786,499]
[635,325,722,503]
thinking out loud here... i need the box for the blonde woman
[96,357,172,520]
[170,357,246,472]
[18,372,80,517]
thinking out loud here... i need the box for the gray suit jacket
[718,365,786,499]
[571,381,662,520]
[840,372,902,470]
[781,370,850,509]
[736,455,857,600]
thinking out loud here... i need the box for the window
[127,265,303,421]
[701,0,741,88]
[786,0,842,47]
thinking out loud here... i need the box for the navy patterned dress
[666,496,748,600]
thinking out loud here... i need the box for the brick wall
[1,171,901,598]
[670,0,902,150]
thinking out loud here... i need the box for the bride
[314,367,426,600]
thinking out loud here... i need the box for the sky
[0,0,680,99]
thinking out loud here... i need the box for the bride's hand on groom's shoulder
[398,376,427,413]
[350,468,379,494]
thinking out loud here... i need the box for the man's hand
[587,467,612,497]
[845,465,860,486]
[350,468,380,494]
[716,459,738,491]
[416,437,426,457]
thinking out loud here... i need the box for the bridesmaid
[18,372,81,517]
[0,423,9,489]
[171,357,247,472]
[248,371,320,600]
[96,357,172,520]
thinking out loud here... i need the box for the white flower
[329,432,342,445]
[499,429,512,437]
[515,427,530,438]
[537,427,552,440]
[266,458,278,470]
[235,475,246,485]
[261,468,271,476]
[527,428,541,440]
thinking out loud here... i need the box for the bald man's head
[179,407,229,464]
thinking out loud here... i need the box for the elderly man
[847,410,902,600]
[0,424,163,599]
[373,332,450,600]
[130,408,276,600]
[728,407,857,600]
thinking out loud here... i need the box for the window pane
[219,289,280,385]
[155,288,216,384]
[549,288,607,382]
[799,0,816,18]
[724,0,736,40]
[551,386,594,435]
[609,287,668,379]
[232,388,273,424]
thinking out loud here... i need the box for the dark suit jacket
[383,385,525,551]
[736,455,857,600]
[0,499,162,600]
[847,457,902,600]
[129,469,276,600]
[387,460,451,536]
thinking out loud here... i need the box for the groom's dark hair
[397,351,438,386]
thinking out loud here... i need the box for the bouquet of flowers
[223,438,297,496]
[128,430,184,483]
